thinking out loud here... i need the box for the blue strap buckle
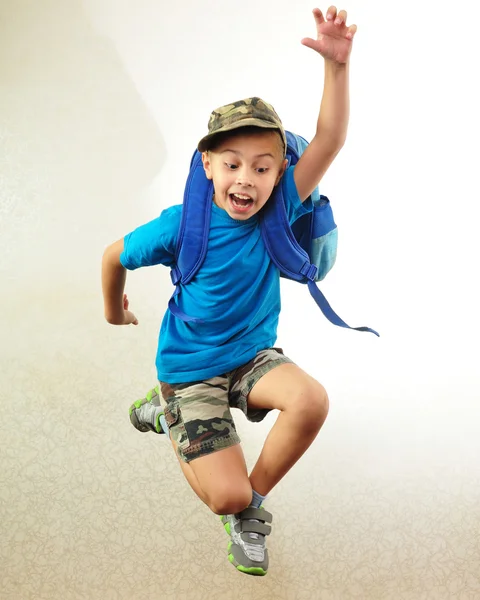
[300,263,318,281]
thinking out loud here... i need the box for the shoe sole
[227,541,267,576]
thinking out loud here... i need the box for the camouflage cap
[198,97,287,155]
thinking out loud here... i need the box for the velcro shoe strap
[240,520,272,536]
[239,508,273,523]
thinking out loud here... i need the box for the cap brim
[198,119,285,152]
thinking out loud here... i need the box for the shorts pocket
[164,401,190,451]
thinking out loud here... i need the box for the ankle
[250,489,267,509]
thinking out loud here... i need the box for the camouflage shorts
[158,348,293,463]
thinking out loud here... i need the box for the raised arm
[102,238,138,325]
[294,6,357,202]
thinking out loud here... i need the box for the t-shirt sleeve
[281,165,313,225]
[120,205,181,270]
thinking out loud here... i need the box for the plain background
[1,0,479,599]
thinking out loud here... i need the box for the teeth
[233,194,251,200]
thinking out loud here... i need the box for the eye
[256,167,269,174]
[225,163,238,170]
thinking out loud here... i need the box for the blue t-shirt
[120,165,311,383]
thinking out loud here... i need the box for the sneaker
[129,385,165,433]
[221,507,273,576]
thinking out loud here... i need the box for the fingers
[334,9,347,25]
[346,24,357,40]
[122,298,138,325]
[324,6,357,40]
[312,7,326,25]
[311,7,326,39]
[125,310,138,325]
[325,6,337,22]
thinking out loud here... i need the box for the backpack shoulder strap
[260,183,318,282]
[168,150,212,322]
[260,131,317,281]
[173,150,213,285]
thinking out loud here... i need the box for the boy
[102,7,356,576]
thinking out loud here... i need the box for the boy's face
[202,130,287,221]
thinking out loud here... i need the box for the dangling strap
[261,172,379,336]
[307,280,379,336]
[168,285,204,323]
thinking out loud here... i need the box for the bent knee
[206,482,252,515]
[294,381,329,429]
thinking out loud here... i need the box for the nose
[235,167,253,187]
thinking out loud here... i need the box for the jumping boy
[102,7,357,576]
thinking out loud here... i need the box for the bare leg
[170,440,209,505]
[171,439,253,515]
[159,376,252,514]
[247,363,329,496]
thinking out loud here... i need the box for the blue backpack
[168,131,379,337]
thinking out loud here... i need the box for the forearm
[293,59,351,201]
[315,60,350,149]
[102,240,127,324]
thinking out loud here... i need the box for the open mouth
[229,193,254,213]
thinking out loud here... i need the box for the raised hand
[301,7,357,64]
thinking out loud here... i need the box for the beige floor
[2,310,480,600]
[1,1,479,599]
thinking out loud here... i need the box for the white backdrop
[1,1,479,598]
[82,0,480,409]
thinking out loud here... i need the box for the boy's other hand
[301,7,357,64]
[123,294,139,325]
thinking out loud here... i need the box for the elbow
[104,314,114,325]
[314,129,347,154]
[104,296,126,325]
[329,135,347,155]
[335,133,347,150]
[104,313,121,325]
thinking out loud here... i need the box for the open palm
[302,7,357,64]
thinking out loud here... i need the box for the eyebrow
[220,149,276,159]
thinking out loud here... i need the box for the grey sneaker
[129,385,165,434]
[221,507,273,576]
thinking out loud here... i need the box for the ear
[201,151,213,180]
[275,158,288,186]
